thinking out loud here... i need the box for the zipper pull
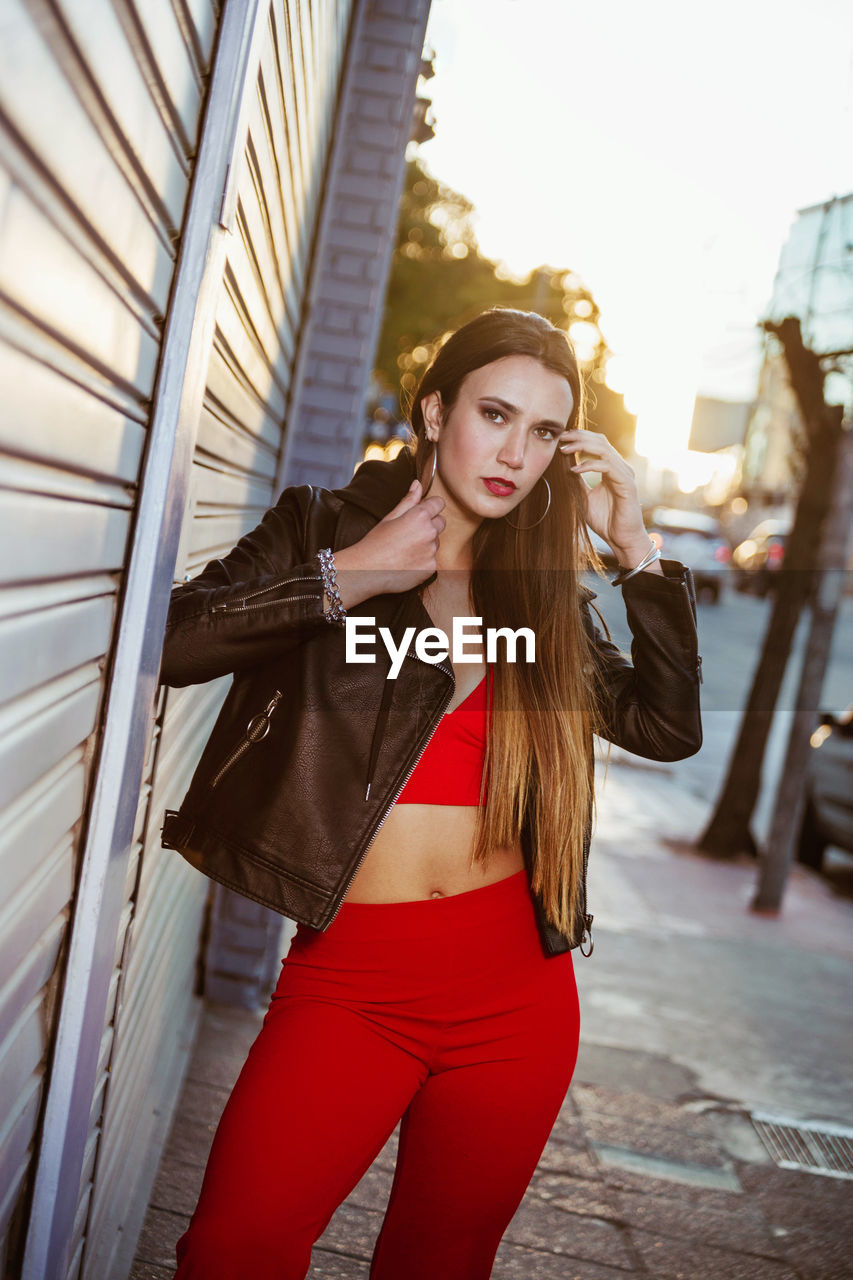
[697,655,703,684]
[579,914,594,957]
[246,690,283,742]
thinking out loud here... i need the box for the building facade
[0,2,431,1276]
[740,193,853,503]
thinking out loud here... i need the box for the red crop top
[396,667,493,806]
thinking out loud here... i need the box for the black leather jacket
[159,447,703,957]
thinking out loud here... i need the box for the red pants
[174,869,580,1279]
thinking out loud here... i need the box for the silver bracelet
[316,548,347,624]
[611,538,661,586]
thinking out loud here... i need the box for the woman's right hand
[329,480,446,610]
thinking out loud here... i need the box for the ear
[420,390,443,442]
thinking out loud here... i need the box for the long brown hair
[405,308,608,938]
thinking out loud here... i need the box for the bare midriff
[343,656,525,903]
[343,805,525,902]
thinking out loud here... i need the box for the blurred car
[646,507,731,603]
[731,518,791,596]
[586,512,730,601]
[797,703,853,870]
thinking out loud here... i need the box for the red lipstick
[482,477,516,497]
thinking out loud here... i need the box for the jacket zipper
[678,574,703,685]
[325,654,455,926]
[210,690,283,788]
[211,575,322,613]
[578,822,594,955]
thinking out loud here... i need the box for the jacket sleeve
[583,559,703,762]
[159,484,333,688]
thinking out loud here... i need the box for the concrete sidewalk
[131,760,853,1279]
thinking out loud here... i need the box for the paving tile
[778,1233,853,1280]
[161,1112,219,1168]
[127,1263,174,1280]
[184,1007,261,1090]
[556,1090,583,1120]
[315,1202,383,1262]
[572,1082,721,1135]
[345,1160,394,1212]
[596,1156,741,1198]
[738,1161,852,1205]
[308,1248,369,1278]
[631,1228,802,1279]
[528,1172,620,1221]
[537,1136,602,1180]
[582,1111,733,1169]
[133,1206,188,1270]
[611,1185,784,1256]
[148,1158,205,1218]
[504,1196,634,1270]
[492,1239,635,1278]
[593,1143,742,1193]
[546,1108,592,1150]
[732,1174,853,1280]
[171,1079,231,1128]
[572,1043,698,1102]
[612,1176,755,1212]
[367,1126,399,1173]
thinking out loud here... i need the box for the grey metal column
[275,0,433,492]
[21,3,268,1275]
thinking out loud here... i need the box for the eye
[534,426,558,441]
[482,407,505,423]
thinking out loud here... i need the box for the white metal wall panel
[0,0,217,1273]
[77,1,354,1275]
[180,0,353,598]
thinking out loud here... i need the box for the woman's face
[421,354,574,525]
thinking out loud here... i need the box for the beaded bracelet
[611,539,661,587]
[316,548,347,624]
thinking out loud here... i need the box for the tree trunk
[696,317,843,858]
[752,424,853,908]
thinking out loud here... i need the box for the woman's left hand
[558,429,654,564]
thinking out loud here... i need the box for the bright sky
[418,0,853,461]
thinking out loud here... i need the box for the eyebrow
[478,396,566,434]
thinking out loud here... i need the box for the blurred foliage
[373,156,635,453]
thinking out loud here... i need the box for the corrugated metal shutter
[0,0,218,1274]
[77,2,354,1277]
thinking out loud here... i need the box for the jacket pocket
[210,689,283,789]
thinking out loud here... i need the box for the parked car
[797,703,853,870]
[645,507,731,603]
[732,518,791,596]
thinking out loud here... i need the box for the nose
[497,427,526,470]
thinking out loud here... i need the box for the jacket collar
[330,446,417,519]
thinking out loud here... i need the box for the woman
[160,308,702,1278]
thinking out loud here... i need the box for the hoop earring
[505,477,551,530]
[421,437,438,496]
